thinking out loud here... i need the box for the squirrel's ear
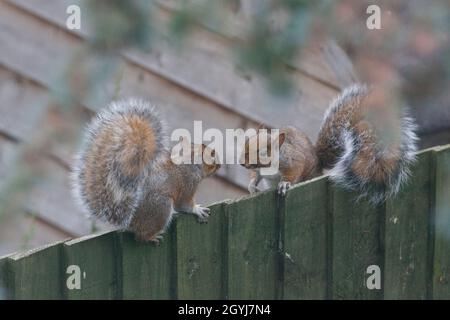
[278,132,286,147]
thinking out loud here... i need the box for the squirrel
[240,84,418,204]
[71,99,221,243]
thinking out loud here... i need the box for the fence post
[176,201,228,299]
[283,177,329,299]
[62,231,120,299]
[7,241,65,299]
[118,223,177,299]
[227,191,279,299]
[384,150,433,299]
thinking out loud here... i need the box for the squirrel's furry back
[315,84,418,204]
[71,99,168,227]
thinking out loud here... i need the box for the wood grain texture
[155,0,358,89]
[283,177,328,299]
[331,189,384,300]
[0,146,448,299]
[432,145,450,299]
[227,191,279,299]
[8,241,64,299]
[5,0,340,140]
[62,231,119,299]
[0,68,49,141]
[119,224,177,299]
[176,202,227,299]
[384,151,433,299]
[0,255,12,299]
[0,2,253,190]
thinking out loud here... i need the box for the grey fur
[71,99,168,228]
[324,84,419,204]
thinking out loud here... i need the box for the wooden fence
[0,145,449,300]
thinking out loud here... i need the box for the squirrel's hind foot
[148,234,164,245]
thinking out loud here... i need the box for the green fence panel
[119,224,176,299]
[331,187,384,300]
[0,146,448,300]
[433,145,450,299]
[176,202,227,299]
[0,255,12,299]
[283,177,328,299]
[384,150,433,299]
[227,191,279,299]
[8,242,64,299]
[63,231,119,299]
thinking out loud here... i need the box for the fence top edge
[0,253,13,261]
[1,145,446,260]
[64,229,119,246]
[430,144,450,152]
[8,239,70,261]
[418,144,450,155]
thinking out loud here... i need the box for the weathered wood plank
[0,68,49,141]
[5,0,339,141]
[8,241,64,299]
[0,134,20,191]
[432,145,450,299]
[0,2,254,189]
[0,210,72,258]
[155,0,358,89]
[0,255,12,299]
[8,0,356,92]
[119,224,177,299]
[227,191,279,299]
[331,188,384,300]
[25,154,114,236]
[384,151,433,299]
[176,202,227,299]
[62,231,119,299]
[283,176,328,299]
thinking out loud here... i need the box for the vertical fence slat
[8,242,63,299]
[0,256,12,299]
[384,151,432,299]
[433,145,450,299]
[176,202,227,299]
[331,188,384,300]
[283,177,328,299]
[119,224,176,299]
[227,191,279,299]
[63,231,119,299]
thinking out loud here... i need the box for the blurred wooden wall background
[0,0,359,255]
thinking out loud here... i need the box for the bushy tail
[71,99,168,226]
[315,84,419,204]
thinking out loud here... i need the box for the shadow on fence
[1,145,449,300]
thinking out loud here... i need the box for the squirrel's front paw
[248,179,258,194]
[277,181,291,196]
[193,205,210,223]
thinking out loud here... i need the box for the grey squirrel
[71,99,221,243]
[240,84,419,204]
